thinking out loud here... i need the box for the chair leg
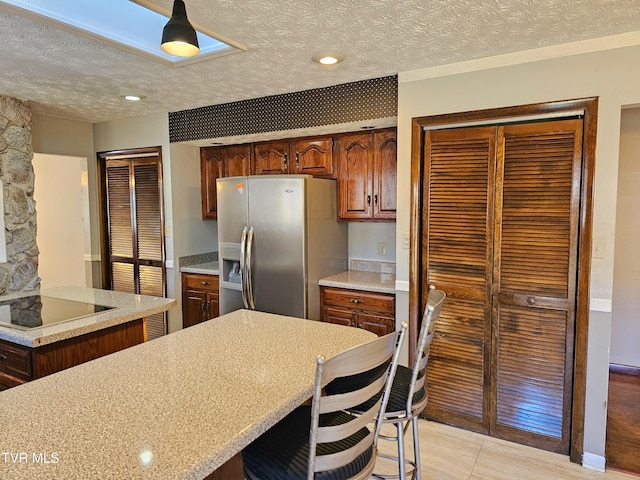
[397,421,406,480]
[411,416,421,480]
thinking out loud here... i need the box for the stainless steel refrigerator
[217,175,348,320]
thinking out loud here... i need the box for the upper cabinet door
[291,137,334,177]
[337,133,374,220]
[336,128,396,221]
[200,147,224,220]
[225,145,251,177]
[373,129,397,220]
[253,141,290,175]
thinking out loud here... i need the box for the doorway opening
[606,107,640,474]
[33,153,92,289]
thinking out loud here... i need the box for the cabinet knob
[201,281,210,286]
[284,153,288,170]
[367,195,371,205]
[0,353,7,361]
[350,298,363,304]
[527,297,536,305]
[374,194,378,204]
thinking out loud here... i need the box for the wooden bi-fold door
[99,148,166,340]
[422,118,583,454]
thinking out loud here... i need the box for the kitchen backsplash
[179,252,218,268]
[349,259,395,275]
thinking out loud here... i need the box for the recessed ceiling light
[124,95,145,101]
[312,52,345,65]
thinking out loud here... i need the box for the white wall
[610,108,640,368]
[167,143,218,332]
[32,154,89,288]
[348,223,396,263]
[397,38,640,463]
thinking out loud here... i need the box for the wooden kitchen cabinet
[252,136,334,177]
[182,273,219,328]
[253,140,290,175]
[320,286,395,337]
[224,145,252,177]
[199,128,397,221]
[291,136,334,177]
[0,320,145,391]
[200,145,251,220]
[200,147,224,219]
[336,128,397,221]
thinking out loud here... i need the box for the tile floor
[374,419,639,480]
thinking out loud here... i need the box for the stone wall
[0,95,40,294]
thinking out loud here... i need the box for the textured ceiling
[1,0,640,124]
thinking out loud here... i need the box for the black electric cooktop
[0,295,114,331]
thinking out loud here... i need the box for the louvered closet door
[133,159,166,340]
[106,160,136,293]
[104,155,166,340]
[422,126,496,433]
[491,120,582,453]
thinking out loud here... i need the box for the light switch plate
[402,232,410,249]
[593,238,605,259]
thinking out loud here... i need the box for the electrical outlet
[378,242,387,256]
[593,238,605,259]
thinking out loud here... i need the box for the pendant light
[161,0,200,57]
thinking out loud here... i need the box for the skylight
[0,0,245,67]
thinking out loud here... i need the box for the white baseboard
[582,452,605,472]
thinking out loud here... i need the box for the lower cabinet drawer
[0,340,33,379]
[322,287,395,314]
[320,287,396,337]
[182,273,219,292]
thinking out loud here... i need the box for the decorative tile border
[169,76,397,143]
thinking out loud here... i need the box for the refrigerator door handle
[246,226,256,310]
[240,226,249,309]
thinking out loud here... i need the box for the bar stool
[326,286,446,480]
[242,323,408,480]
[375,286,445,479]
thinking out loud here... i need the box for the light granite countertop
[319,270,396,294]
[180,261,219,276]
[0,309,375,480]
[318,259,396,294]
[0,286,176,347]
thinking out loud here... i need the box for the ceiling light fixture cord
[161,0,200,57]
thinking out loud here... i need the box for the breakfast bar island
[0,308,376,479]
